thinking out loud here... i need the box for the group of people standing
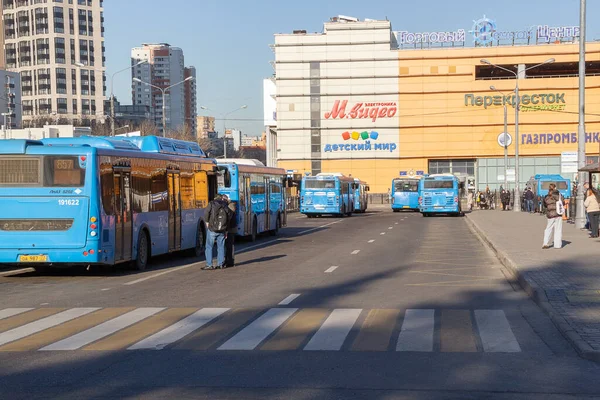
[202,194,237,270]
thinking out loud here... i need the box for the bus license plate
[403,206,409,208]
[19,255,48,263]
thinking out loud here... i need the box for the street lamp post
[481,58,555,212]
[133,76,193,137]
[575,0,587,229]
[490,85,514,191]
[110,60,146,137]
[200,105,248,158]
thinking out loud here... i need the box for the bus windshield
[304,180,336,189]
[0,156,85,187]
[423,180,454,189]
[394,180,419,192]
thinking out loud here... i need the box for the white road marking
[304,309,362,351]
[368,240,375,243]
[0,308,34,321]
[40,303,49,306]
[124,263,199,286]
[278,294,301,305]
[396,309,435,352]
[388,227,393,230]
[128,308,229,350]
[351,250,360,255]
[324,266,338,273]
[474,310,521,353]
[298,220,343,235]
[380,232,386,235]
[0,308,99,347]
[101,288,111,291]
[40,308,164,351]
[236,238,281,253]
[395,222,399,225]
[218,308,297,351]
[0,267,34,276]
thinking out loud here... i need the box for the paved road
[1,210,599,399]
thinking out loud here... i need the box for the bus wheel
[33,266,49,274]
[393,209,399,213]
[270,215,281,236]
[422,213,429,218]
[133,231,150,271]
[251,217,258,242]
[188,225,205,257]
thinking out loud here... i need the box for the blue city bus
[419,174,462,216]
[527,174,571,199]
[216,159,287,241]
[353,178,369,213]
[391,177,421,212]
[300,173,355,217]
[0,136,218,271]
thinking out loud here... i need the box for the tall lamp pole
[110,60,146,137]
[490,86,514,190]
[481,58,555,212]
[200,105,248,158]
[133,76,193,137]
[575,0,587,229]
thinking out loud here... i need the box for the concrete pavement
[467,209,600,361]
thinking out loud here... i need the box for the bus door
[264,177,271,230]
[167,169,181,252]
[113,168,132,262]
[244,175,252,235]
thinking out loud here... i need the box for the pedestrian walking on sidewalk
[542,183,564,249]
[467,191,474,211]
[500,189,510,211]
[584,188,600,238]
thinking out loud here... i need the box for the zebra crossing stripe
[304,309,362,351]
[40,308,164,351]
[0,308,99,347]
[474,310,521,353]
[396,309,435,352]
[218,308,297,351]
[0,308,34,321]
[128,308,229,350]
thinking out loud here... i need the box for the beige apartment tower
[2,0,106,125]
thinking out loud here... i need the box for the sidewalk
[466,209,600,361]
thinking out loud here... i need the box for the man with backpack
[202,194,232,270]
[223,195,237,268]
[542,183,564,249]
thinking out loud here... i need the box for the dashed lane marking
[351,250,360,255]
[368,240,375,243]
[324,266,338,273]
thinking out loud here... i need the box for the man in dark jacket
[542,183,563,249]
[202,195,230,270]
[224,196,237,268]
[501,190,510,211]
[524,187,535,213]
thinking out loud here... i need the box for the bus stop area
[466,210,600,361]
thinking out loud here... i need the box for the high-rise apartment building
[2,0,106,124]
[196,115,215,138]
[131,43,196,135]
[184,66,196,135]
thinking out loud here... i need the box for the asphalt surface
[1,208,600,400]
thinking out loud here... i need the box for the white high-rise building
[131,43,196,135]
[2,0,106,125]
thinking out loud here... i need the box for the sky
[104,0,600,137]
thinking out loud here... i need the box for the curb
[465,214,600,363]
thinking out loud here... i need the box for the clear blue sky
[104,0,600,136]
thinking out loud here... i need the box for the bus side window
[194,171,209,208]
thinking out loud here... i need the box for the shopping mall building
[264,15,600,193]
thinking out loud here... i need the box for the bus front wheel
[270,214,281,236]
[188,224,205,257]
[133,231,150,271]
